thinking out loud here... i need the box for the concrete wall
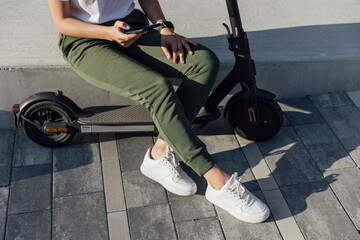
[2,0,360,67]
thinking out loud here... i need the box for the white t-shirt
[58,0,135,24]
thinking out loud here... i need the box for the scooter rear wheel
[22,101,74,147]
[228,99,283,141]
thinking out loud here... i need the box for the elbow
[54,19,68,35]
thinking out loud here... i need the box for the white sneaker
[205,172,270,223]
[140,146,197,196]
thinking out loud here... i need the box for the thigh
[122,30,218,83]
[62,38,175,105]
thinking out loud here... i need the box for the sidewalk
[0,91,359,240]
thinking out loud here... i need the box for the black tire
[22,101,74,147]
[228,98,283,141]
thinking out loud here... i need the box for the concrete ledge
[1,56,359,111]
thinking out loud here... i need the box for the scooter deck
[78,105,153,125]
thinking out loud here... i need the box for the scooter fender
[15,91,92,128]
[224,89,276,118]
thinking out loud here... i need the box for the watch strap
[158,21,174,31]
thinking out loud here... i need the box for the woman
[48,0,270,223]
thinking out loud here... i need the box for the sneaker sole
[140,164,196,196]
[206,194,270,223]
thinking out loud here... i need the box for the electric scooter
[11,0,283,147]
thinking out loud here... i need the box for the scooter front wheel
[228,99,283,141]
[22,101,74,147]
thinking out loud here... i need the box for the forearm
[56,18,111,40]
[138,0,166,24]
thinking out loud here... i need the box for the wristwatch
[158,21,174,31]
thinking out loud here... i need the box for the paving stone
[278,97,323,125]
[168,192,216,222]
[0,187,9,239]
[102,160,126,212]
[127,204,176,240]
[347,90,360,107]
[308,92,353,109]
[324,168,360,230]
[349,148,360,166]
[294,123,356,171]
[5,210,51,240]
[108,211,130,240]
[216,190,282,240]
[262,189,304,240]
[117,134,154,172]
[0,129,14,186]
[319,105,360,151]
[237,138,278,191]
[53,192,108,240]
[281,180,360,240]
[257,126,322,186]
[176,218,225,240]
[196,106,234,136]
[0,110,12,129]
[122,170,167,209]
[8,164,51,214]
[53,141,103,197]
[99,133,119,162]
[199,134,259,190]
[13,128,52,167]
[282,115,291,126]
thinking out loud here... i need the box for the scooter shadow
[180,107,349,223]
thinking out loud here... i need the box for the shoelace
[164,146,181,176]
[228,172,250,204]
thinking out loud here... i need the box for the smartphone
[124,23,161,34]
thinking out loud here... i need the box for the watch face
[163,21,174,29]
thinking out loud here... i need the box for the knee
[203,49,220,73]
[186,47,220,85]
[194,47,220,73]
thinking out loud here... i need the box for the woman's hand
[160,28,198,64]
[108,21,147,47]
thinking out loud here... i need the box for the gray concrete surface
[0,188,8,239]
[52,192,108,240]
[1,0,360,111]
[281,180,359,240]
[5,210,51,240]
[0,91,360,239]
[8,165,51,215]
[2,0,360,66]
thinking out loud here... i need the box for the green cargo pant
[59,9,220,175]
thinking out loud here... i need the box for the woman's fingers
[177,42,185,64]
[185,37,198,46]
[160,33,198,63]
[114,21,130,31]
[117,30,147,47]
[161,45,172,60]
[182,39,193,55]
[171,41,179,63]
[112,21,149,47]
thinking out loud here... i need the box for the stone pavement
[0,91,360,240]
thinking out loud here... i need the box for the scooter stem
[225,0,245,39]
[204,0,260,126]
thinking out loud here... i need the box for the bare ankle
[150,139,169,160]
[203,165,231,190]
[150,146,165,160]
